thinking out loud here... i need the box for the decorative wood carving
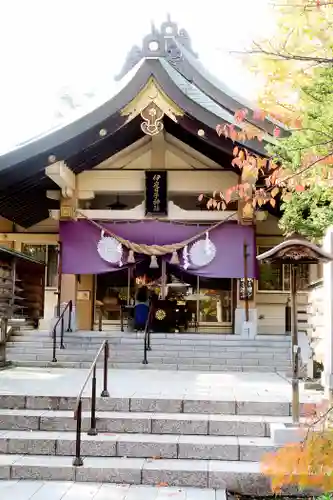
[141,103,164,136]
[121,77,183,124]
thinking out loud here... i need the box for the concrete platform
[0,480,226,500]
[0,367,322,404]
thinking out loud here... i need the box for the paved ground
[0,367,322,404]
[0,481,225,500]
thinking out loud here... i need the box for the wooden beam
[94,136,151,169]
[45,161,76,192]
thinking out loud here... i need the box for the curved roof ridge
[0,59,146,160]
[174,39,255,109]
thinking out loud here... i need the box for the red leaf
[295,185,305,192]
[225,189,232,204]
[234,108,248,124]
[231,158,242,168]
[273,126,281,138]
[253,109,266,121]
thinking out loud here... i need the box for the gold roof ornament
[140,103,164,136]
[120,77,184,125]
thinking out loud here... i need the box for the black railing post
[73,399,83,466]
[148,329,151,351]
[67,300,72,332]
[52,326,57,362]
[87,365,97,436]
[285,298,291,334]
[101,341,110,397]
[143,333,148,365]
[60,315,65,349]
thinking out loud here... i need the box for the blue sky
[0,0,274,153]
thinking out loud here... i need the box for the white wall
[307,282,325,364]
[39,289,58,331]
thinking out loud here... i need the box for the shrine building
[0,19,320,337]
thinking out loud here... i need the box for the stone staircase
[6,330,292,373]
[0,392,298,494]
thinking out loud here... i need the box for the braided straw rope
[76,210,236,256]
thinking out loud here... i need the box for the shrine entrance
[94,263,234,333]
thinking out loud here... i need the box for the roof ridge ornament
[115,16,197,81]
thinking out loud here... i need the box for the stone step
[0,480,225,500]
[0,454,270,493]
[0,430,276,461]
[6,344,291,355]
[11,330,291,341]
[0,409,294,433]
[6,350,291,364]
[0,395,295,418]
[8,360,291,373]
[10,333,291,345]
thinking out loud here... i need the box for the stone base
[234,308,258,338]
[270,422,306,445]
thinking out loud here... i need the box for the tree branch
[232,43,333,64]
[269,1,333,8]
[282,151,333,182]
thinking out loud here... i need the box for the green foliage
[269,66,333,239]
[279,187,333,241]
[249,0,333,120]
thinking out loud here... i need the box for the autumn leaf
[234,108,248,124]
[253,109,266,121]
[295,185,305,192]
[257,197,264,207]
[225,189,232,204]
[270,198,276,208]
[216,124,223,136]
[242,201,254,219]
[233,146,239,157]
[273,126,281,138]
[271,187,280,198]
[198,194,204,202]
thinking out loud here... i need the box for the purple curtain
[60,220,257,278]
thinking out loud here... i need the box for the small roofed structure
[256,234,333,265]
[257,234,333,425]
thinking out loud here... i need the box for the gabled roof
[0,17,278,227]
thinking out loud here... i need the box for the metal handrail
[73,340,109,467]
[142,302,153,365]
[52,300,73,362]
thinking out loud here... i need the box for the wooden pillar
[235,189,257,336]
[60,274,77,304]
[76,275,94,330]
[59,174,78,316]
